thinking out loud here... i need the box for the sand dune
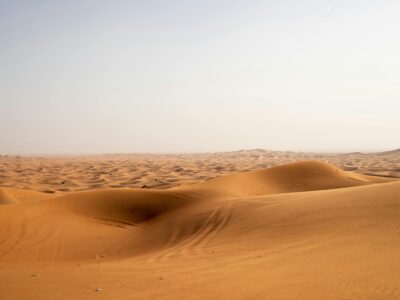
[186,160,391,197]
[0,187,56,204]
[1,160,400,299]
[0,161,391,262]
[0,149,398,193]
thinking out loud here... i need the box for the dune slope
[0,187,56,204]
[185,160,391,196]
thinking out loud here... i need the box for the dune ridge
[185,160,390,197]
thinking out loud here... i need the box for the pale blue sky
[1,0,399,154]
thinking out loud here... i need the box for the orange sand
[0,152,400,299]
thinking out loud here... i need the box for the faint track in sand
[148,204,232,263]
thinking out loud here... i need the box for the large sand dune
[1,160,399,299]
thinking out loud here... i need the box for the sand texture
[0,149,398,193]
[0,151,400,299]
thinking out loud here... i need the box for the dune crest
[185,160,391,197]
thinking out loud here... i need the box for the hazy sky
[1,0,399,154]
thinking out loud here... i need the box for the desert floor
[0,149,399,299]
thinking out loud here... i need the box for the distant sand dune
[0,149,399,193]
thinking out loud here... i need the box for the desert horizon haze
[1,0,400,154]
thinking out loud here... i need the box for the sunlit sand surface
[0,150,399,299]
[0,149,398,193]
